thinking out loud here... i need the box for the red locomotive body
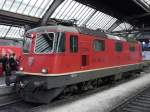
[13,25,143,103]
[0,39,23,76]
[20,27,142,75]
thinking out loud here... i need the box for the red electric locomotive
[10,21,144,103]
[0,38,23,76]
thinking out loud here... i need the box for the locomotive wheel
[15,82,64,103]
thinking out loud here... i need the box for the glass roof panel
[86,11,117,30]
[51,0,95,26]
[139,0,150,8]
[142,0,150,5]
[0,25,24,38]
[0,0,54,18]
[113,22,133,31]
[0,0,130,32]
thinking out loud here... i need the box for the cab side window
[70,35,78,53]
[129,46,135,52]
[129,43,136,52]
[57,32,66,52]
[93,40,105,51]
[115,42,123,52]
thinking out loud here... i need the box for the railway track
[111,85,150,112]
[0,100,41,112]
[0,85,21,107]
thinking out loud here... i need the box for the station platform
[0,77,6,86]
[0,77,14,95]
[35,73,150,112]
[0,77,16,106]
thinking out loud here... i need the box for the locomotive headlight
[19,67,24,71]
[41,68,48,74]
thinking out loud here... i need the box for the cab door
[65,33,80,72]
[79,35,91,70]
[114,41,123,65]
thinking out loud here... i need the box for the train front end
[12,27,66,103]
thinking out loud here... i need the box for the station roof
[0,0,150,39]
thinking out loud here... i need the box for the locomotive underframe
[13,63,145,103]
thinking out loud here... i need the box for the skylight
[113,23,133,31]
[86,11,117,30]
[0,0,54,18]
[0,25,24,38]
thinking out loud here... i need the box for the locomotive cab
[11,26,81,103]
[20,27,67,75]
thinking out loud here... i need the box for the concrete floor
[0,77,5,86]
[35,73,150,112]
[0,76,14,96]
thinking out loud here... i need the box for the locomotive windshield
[35,33,54,53]
[23,38,32,53]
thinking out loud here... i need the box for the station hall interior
[1,0,150,112]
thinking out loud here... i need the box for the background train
[138,38,150,61]
[9,21,149,103]
[0,38,23,76]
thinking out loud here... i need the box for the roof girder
[40,0,65,26]
[107,20,121,32]
[0,10,39,27]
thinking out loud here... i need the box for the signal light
[31,33,36,38]
[25,32,36,38]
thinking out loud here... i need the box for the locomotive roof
[27,25,78,34]
[27,25,106,37]
[27,25,127,41]
[106,34,127,41]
